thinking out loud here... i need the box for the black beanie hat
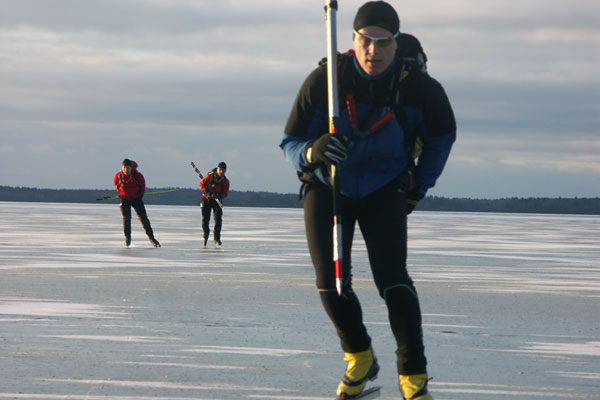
[122,158,132,167]
[218,161,227,170]
[353,1,400,34]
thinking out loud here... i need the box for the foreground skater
[280,2,456,398]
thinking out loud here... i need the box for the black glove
[406,187,424,215]
[214,193,222,200]
[306,133,348,165]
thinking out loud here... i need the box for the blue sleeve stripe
[280,133,310,172]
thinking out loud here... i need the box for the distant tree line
[0,186,599,215]
[0,186,301,208]
[418,196,600,215]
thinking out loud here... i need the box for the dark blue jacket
[281,54,456,198]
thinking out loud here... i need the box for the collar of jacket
[352,55,397,81]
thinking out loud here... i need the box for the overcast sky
[1,0,598,198]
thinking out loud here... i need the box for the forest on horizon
[1,186,599,215]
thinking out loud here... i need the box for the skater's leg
[304,183,378,398]
[120,199,132,246]
[357,184,427,375]
[213,203,223,245]
[132,198,159,247]
[201,198,211,245]
[304,183,370,352]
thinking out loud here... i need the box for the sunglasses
[354,30,399,48]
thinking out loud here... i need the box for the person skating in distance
[199,162,230,247]
[114,158,160,248]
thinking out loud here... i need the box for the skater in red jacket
[199,162,229,247]
[114,158,160,247]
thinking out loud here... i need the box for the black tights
[120,197,155,240]
[202,198,223,242]
[303,182,427,375]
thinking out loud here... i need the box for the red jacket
[199,169,229,200]
[114,161,146,200]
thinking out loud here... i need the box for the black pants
[201,198,223,242]
[303,181,427,375]
[120,197,155,240]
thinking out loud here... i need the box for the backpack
[207,168,225,184]
[117,169,142,196]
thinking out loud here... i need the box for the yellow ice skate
[336,347,379,398]
[399,373,433,399]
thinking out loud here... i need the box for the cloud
[0,0,598,198]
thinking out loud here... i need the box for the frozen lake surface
[1,202,599,399]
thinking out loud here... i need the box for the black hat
[353,1,399,34]
[122,158,132,167]
[218,161,227,170]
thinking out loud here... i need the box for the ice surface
[0,202,599,399]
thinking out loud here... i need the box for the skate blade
[336,386,381,400]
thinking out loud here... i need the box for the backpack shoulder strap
[317,50,355,102]
[116,172,125,190]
